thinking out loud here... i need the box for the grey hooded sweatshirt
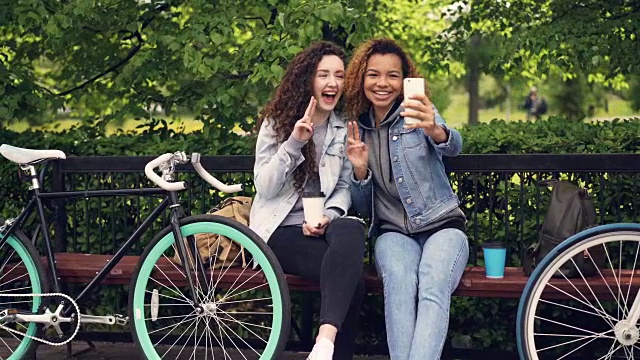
[359,100,466,235]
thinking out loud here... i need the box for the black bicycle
[0,144,290,359]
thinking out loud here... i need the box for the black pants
[268,218,366,360]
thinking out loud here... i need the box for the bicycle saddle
[0,144,66,164]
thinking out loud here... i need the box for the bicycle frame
[0,161,208,315]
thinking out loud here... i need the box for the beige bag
[173,196,252,269]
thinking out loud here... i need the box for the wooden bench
[46,253,640,300]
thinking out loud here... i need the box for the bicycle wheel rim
[518,227,640,360]
[0,235,43,359]
[131,220,286,359]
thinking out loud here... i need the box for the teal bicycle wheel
[129,215,290,359]
[0,230,47,359]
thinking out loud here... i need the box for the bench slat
[30,253,637,300]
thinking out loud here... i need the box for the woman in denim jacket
[344,38,469,360]
[249,41,366,360]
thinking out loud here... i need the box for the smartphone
[403,78,425,125]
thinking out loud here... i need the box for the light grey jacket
[249,111,352,242]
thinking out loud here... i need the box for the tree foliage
[447,0,639,85]
[0,0,374,129]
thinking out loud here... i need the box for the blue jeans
[374,228,469,360]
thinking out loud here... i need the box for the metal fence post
[52,160,67,253]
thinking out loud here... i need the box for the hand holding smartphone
[403,78,425,125]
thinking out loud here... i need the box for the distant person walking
[523,86,547,120]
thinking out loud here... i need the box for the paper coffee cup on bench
[302,191,325,226]
[482,242,507,279]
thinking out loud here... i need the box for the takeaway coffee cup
[482,242,507,279]
[302,191,325,226]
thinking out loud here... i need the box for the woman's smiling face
[363,53,403,119]
[312,55,345,114]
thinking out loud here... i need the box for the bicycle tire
[0,230,47,359]
[517,223,640,360]
[129,214,291,360]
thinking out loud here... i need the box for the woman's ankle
[317,324,338,343]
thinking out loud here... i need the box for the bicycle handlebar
[144,152,243,194]
[191,153,244,193]
[144,153,187,192]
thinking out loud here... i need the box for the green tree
[0,0,374,131]
[446,0,639,83]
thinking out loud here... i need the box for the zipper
[404,211,410,233]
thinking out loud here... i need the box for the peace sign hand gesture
[291,97,316,142]
[346,121,369,181]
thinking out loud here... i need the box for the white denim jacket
[249,111,352,242]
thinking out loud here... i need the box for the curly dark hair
[344,38,431,120]
[258,41,345,193]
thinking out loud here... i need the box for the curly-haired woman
[344,38,469,360]
[249,41,366,360]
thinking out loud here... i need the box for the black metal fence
[40,153,640,355]
[49,154,640,263]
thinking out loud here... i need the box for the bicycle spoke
[535,315,616,339]
[216,319,253,359]
[159,316,198,358]
[556,333,606,360]
[145,287,192,305]
[546,283,616,325]
[564,258,618,329]
[221,282,269,303]
[218,310,270,344]
[624,241,640,318]
[596,342,623,360]
[149,268,194,305]
[0,336,15,354]
[148,310,197,336]
[0,286,32,293]
[0,300,40,307]
[596,244,629,317]
[220,297,273,305]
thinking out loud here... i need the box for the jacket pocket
[399,127,425,149]
[325,142,345,158]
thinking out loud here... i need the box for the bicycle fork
[168,192,210,310]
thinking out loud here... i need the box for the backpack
[536,98,548,115]
[172,196,251,269]
[523,180,602,277]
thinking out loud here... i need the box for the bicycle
[0,144,291,359]
[517,223,640,359]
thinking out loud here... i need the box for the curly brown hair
[258,41,345,193]
[344,38,431,120]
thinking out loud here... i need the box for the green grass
[441,93,638,128]
[591,95,638,120]
[7,116,204,134]
[441,93,529,128]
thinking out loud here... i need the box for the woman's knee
[330,217,366,236]
[374,233,421,285]
[418,229,469,294]
[327,218,367,252]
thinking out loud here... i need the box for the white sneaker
[306,337,334,360]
